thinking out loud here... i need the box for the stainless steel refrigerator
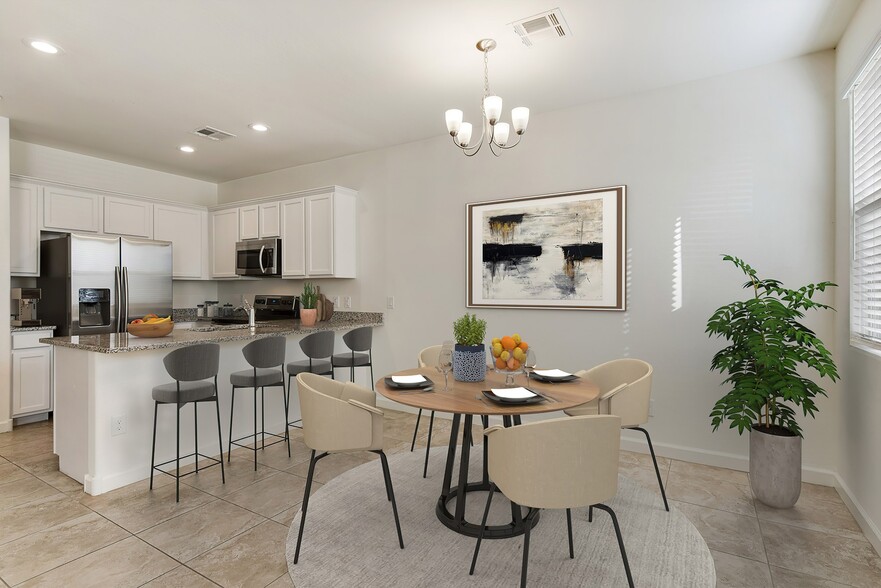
[38,233,173,337]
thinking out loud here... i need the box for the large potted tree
[705,255,838,508]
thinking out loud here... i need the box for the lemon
[512,333,522,345]
[500,350,511,362]
[492,342,503,357]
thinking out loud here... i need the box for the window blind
[852,48,881,345]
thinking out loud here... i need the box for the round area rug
[286,447,715,587]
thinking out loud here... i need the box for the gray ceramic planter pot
[453,344,486,382]
[749,425,802,508]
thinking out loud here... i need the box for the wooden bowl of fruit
[127,314,174,338]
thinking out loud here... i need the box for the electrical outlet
[387,296,395,309]
[332,295,340,307]
[344,296,352,309]
[649,399,655,418]
[111,414,127,436]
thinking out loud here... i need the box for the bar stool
[228,336,289,470]
[331,326,374,389]
[150,343,225,502]
[286,330,335,430]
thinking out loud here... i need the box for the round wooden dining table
[376,367,599,539]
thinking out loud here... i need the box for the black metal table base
[435,413,539,539]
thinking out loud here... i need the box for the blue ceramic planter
[453,344,486,382]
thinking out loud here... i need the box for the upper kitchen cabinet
[259,202,280,238]
[103,196,153,238]
[43,186,101,233]
[210,208,240,278]
[278,187,356,278]
[154,204,208,279]
[10,180,41,276]
[239,205,259,240]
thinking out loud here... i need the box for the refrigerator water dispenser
[78,288,111,328]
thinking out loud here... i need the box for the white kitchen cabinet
[154,204,208,279]
[240,205,259,240]
[11,330,54,418]
[43,186,102,233]
[280,198,306,277]
[305,190,356,277]
[103,196,153,238]
[10,180,41,276]
[211,208,241,278]
[259,202,280,238]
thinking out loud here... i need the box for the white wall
[219,52,840,473]
[10,140,217,206]
[1,118,12,431]
[834,0,881,550]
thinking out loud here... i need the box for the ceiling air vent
[510,8,570,47]
[191,126,237,141]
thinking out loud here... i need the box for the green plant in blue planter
[452,313,487,382]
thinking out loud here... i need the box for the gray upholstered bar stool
[150,343,225,502]
[331,326,374,390]
[286,330,335,430]
[228,336,289,470]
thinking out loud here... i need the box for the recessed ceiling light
[249,123,270,132]
[178,145,195,153]
[24,39,62,54]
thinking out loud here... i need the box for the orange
[507,358,521,370]
[518,341,529,352]
[495,357,507,369]
[501,336,516,351]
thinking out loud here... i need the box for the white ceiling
[0,0,859,183]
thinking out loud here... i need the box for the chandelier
[445,39,529,157]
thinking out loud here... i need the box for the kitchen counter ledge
[40,312,382,353]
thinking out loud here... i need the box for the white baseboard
[832,473,881,556]
[0,419,12,433]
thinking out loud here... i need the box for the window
[851,46,881,346]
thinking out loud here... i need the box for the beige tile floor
[1,413,880,587]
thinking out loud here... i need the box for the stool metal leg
[228,386,236,462]
[175,402,181,503]
[283,375,291,457]
[194,401,199,473]
[149,401,158,490]
[260,387,266,450]
[213,385,225,484]
[252,383,258,471]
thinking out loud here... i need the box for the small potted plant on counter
[452,313,487,382]
[300,282,318,327]
[706,255,838,508]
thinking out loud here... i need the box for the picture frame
[467,186,626,310]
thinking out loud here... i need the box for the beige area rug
[286,447,715,587]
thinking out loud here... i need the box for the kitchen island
[41,312,382,495]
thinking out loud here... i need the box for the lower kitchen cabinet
[11,330,54,418]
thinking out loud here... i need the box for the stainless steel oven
[236,238,282,276]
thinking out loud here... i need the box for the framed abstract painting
[467,186,626,310]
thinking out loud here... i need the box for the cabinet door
[154,204,206,278]
[239,205,259,240]
[104,196,153,238]
[280,198,306,277]
[43,187,101,232]
[306,193,334,276]
[259,202,280,238]
[10,181,41,276]
[12,347,52,416]
[211,209,240,278]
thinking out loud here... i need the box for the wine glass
[523,348,537,385]
[437,341,454,392]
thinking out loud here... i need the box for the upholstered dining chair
[410,345,441,477]
[564,358,668,511]
[470,415,633,588]
[292,372,404,564]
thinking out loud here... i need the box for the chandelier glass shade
[445,39,529,156]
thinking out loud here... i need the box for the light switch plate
[387,296,395,309]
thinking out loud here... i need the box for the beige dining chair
[565,358,668,511]
[410,345,442,478]
[470,415,633,588]
[292,372,404,564]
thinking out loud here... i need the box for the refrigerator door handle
[122,266,130,329]
[114,266,122,333]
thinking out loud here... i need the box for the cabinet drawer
[12,331,53,350]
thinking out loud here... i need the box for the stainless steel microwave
[236,238,282,276]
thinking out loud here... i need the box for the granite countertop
[39,312,382,354]
[11,325,57,333]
